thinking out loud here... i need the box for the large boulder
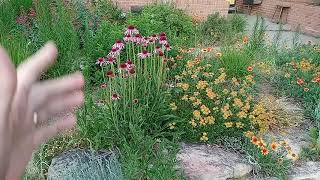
[47,149,124,180]
[177,143,253,180]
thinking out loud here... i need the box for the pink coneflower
[106,56,115,64]
[159,36,167,45]
[138,50,151,59]
[124,34,132,43]
[133,34,143,44]
[164,43,171,51]
[106,70,115,78]
[150,34,158,41]
[111,93,121,100]
[125,25,139,36]
[163,59,168,63]
[126,60,134,70]
[28,8,36,17]
[159,32,166,37]
[142,37,149,47]
[120,63,127,70]
[113,40,125,50]
[154,46,162,54]
[108,47,120,56]
[16,14,28,25]
[100,84,107,88]
[149,39,155,44]
[129,68,136,75]
[158,51,164,57]
[95,57,105,66]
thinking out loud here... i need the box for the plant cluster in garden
[283,58,320,91]
[277,57,320,117]
[94,25,171,123]
[245,131,298,161]
[16,8,37,25]
[169,53,275,143]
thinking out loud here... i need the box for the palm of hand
[0,42,84,179]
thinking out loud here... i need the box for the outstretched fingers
[33,113,77,147]
[29,72,84,111]
[37,91,84,123]
[17,42,57,91]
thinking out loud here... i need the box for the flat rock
[47,149,123,180]
[177,143,253,180]
[289,161,320,180]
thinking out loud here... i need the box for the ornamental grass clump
[94,25,171,131]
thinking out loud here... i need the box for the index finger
[17,42,58,89]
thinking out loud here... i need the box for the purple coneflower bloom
[150,34,158,41]
[106,70,115,78]
[129,68,136,75]
[126,60,135,70]
[111,93,121,100]
[113,40,125,50]
[108,47,120,57]
[95,57,105,66]
[28,8,36,17]
[159,32,166,37]
[154,46,162,54]
[125,25,139,36]
[138,50,151,59]
[158,51,164,57]
[16,14,28,25]
[159,36,167,45]
[133,34,143,44]
[142,37,149,47]
[164,43,171,51]
[124,34,132,43]
[120,63,128,70]
[106,56,116,64]
[100,84,107,89]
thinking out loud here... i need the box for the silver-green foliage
[48,150,124,180]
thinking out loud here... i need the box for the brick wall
[236,0,320,36]
[112,0,230,17]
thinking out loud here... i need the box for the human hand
[0,42,84,179]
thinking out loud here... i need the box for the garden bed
[0,1,319,179]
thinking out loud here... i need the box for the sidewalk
[243,14,320,47]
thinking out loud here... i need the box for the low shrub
[273,57,320,118]
[127,4,197,56]
[200,13,246,45]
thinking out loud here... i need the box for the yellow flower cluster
[171,54,279,144]
[177,83,189,91]
[214,72,226,84]
[200,105,211,115]
[298,58,313,72]
[196,80,208,90]
[168,122,176,129]
[206,88,217,99]
[200,132,209,142]
[233,98,244,108]
[221,104,233,119]
[170,102,177,111]
[250,103,273,134]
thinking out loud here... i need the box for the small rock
[177,143,253,180]
[47,149,123,180]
